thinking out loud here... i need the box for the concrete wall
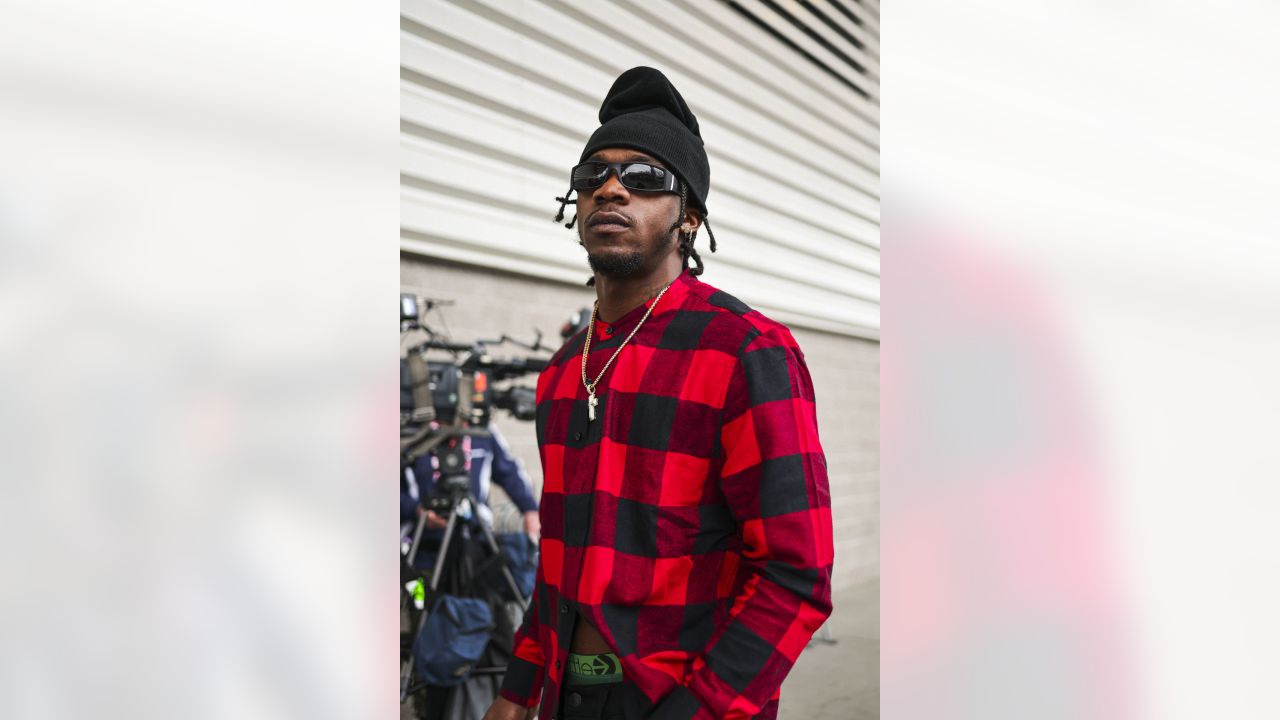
[401,255,878,592]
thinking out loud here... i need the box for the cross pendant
[587,391,599,422]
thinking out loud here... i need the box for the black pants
[555,680,627,720]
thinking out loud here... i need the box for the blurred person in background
[399,356,540,538]
[401,422,541,539]
[484,67,833,720]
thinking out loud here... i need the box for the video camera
[400,293,546,429]
[400,293,548,517]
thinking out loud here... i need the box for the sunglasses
[570,160,681,194]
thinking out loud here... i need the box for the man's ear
[681,209,701,234]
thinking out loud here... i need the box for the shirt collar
[593,269,695,340]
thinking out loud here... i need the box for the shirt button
[606,326,614,334]
[560,602,569,614]
[574,431,583,441]
[567,692,583,708]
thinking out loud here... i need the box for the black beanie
[579,67,711,215]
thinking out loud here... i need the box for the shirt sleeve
[488,424,539,514]
[651,328,834,720]
[400,491,418,525]
[400,466,419,525]
[411,454,437,501]
[498,569,547,708]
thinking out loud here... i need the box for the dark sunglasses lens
[619,163,668,191]
[571,162,609,190]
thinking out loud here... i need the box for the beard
[582,231,675,279]
[585,247,646,278]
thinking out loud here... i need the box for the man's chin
[586,249,646,279]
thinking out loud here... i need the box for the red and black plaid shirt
[499,269,833,720]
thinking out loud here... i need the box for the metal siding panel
[727,0,880,100]
[787,0,881,77]
[809,0,880,58]
[661,0,880,129]
[400,84,572,174]
[400,0,879,338]
[834,0,880,33]
[624,0,879,163]
[444,0,880,205]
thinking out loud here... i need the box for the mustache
[587,208,634,227]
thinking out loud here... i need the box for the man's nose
[592,169,629,203]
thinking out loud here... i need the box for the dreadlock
[553,185,594,283]
[671,186,701,276]
[666,184,687,235]
[671,185,717,278]
[553,185,577,229]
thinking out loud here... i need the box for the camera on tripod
[423,448,470,518]
[401,293,544,431]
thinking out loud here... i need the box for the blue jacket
[400,423,538,524]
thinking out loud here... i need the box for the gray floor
[780,579,880,720]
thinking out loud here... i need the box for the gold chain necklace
[581,277,676,422]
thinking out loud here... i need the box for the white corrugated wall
[401,0,880,593]
[400,0,879,338]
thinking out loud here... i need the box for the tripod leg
[402,504,464,705]
[406,509,429,568]
[469,493,530,611]
[429,505,461,591]
[403,512,430,613]
[400,653,416,703]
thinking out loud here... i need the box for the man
[484,67,832,720]
[400,423,541,539]
[400,359,540,539]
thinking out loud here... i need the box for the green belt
[566,652,623,686]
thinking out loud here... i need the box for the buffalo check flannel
[499,269,833,720]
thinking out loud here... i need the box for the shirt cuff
[498,655,544,708]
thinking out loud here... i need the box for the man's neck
[593,260,684,324]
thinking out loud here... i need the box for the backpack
[413,594,495,687]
